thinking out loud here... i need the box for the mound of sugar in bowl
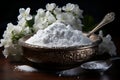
[25,22,92,48]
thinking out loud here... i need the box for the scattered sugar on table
[15,65,38,72]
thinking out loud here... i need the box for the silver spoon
[80,57,120,75]
[87,12,115,37]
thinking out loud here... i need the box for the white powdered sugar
[26,22,92,48]
[15,65,38,72]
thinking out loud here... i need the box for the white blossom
[0,22,31,48]
[33,9,47,31]
[35,9,45,18]
[98,31,116,56]
[0,38,12,48]
[34,10,56,31]
[33,3,83,31]
[45,11,56,24]
[23,27,31,34]
[18,8,32,20]
[56,12,75,23]
[72,4,83,18]
[0,23,18,47]
[18,18,27,27]
[72,19,83,30]
[34,17,47,31]
[46,3,56,11]
[13,26,23,34]
[53,6,62,15]
[56,12,83,30]
[62,3,83,18]
[2,23,15,40]
[33,21,49,31]
[5,23,15,34]
[62,3,75,11]
[34,10,45,24]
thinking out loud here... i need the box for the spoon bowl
[80,57,120,74]
[81,60,112,72]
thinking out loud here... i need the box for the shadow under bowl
[18,33,102,70]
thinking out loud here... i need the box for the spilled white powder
[26,22,92,48]
[15,65,38,72]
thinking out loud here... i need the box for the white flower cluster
[0,8,33,57]
[0,8,33,48]
[98,31,117,56]
[0,3,83,58]
[34,3,83,31]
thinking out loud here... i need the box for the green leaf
[26,19,34,28]
[26,15,35,28]
[11,31,25,44]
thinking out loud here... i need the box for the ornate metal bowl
[19,33,102,70]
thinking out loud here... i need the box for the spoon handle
[109,57,120,61]
[87,12,115,37]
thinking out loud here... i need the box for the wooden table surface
[0,37,120,80]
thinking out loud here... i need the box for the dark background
[0,0,120,38]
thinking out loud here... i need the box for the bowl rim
[18,33,102,50]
